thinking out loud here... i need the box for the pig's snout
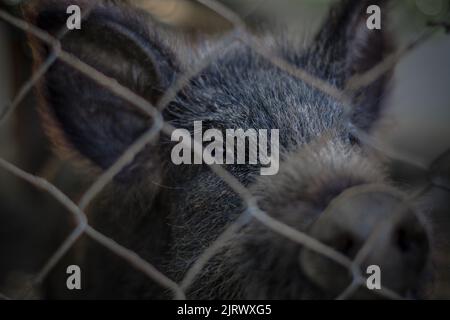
[300,185,430,298]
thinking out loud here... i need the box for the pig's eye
[348,133,360,146]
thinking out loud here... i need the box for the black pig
[24,0,431,299]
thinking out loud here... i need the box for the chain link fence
[0,0,449,300]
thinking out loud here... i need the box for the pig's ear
[306,0,393,130]
[24,0,179,176]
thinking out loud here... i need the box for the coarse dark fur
[24,0,432,299]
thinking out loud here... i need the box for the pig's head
[25,0,431,299]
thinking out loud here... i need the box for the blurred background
[0,0,449,299]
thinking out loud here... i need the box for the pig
[24,0,432,299]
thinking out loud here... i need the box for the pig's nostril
[393,223,428,256]
[395,227,412,253]
[334,233,356,257]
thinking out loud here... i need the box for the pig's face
[25,0,431,299]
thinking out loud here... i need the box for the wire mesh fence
[0,0,449,300]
